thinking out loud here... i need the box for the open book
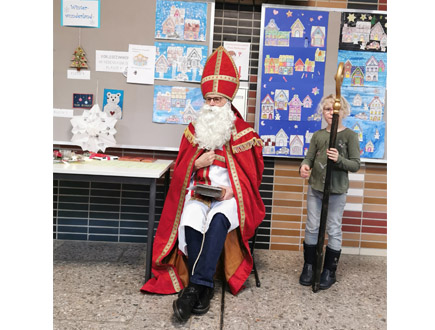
[193,184,225,199]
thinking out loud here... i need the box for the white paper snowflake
[70,104,117,152]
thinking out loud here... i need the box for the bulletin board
[53,0,215,151]
[255,5,387,162]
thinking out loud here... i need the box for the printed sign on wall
[257,7,329,157]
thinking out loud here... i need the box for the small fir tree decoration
[70,46,88,71]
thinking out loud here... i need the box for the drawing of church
[261,94,274,119]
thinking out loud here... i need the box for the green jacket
[301,128,360,194]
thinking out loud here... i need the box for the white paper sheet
[95,50,129,73]
[126,44,156,85]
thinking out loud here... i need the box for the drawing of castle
[311,26,325,47]
[291,18,305,38]
[274,89,289,110]
[261,94,274,119]
[288,94,302,121]
[265,19,290,46]
[365,56,379,82]
[290,135,304,155]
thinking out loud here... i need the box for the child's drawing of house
[162,17,176,36]
[288,94,302,121]
[351,67,365,86]
[365,56,379,82]
[304,58,315,72]
[378,60,385,72]
[274,89,289,110]
[353,94,362,107]
[261,135,276,154]
[265,19,290,46]
[352,123,363,141]
[353,21,371,43]
[184,19,200,40]
[156,91,172,111]
[171,87,187,108]
[186,48,202,70]
[344,60,352,78]
[365,140,374,153]
[170,6,185,25]
[303,95,312,108]
[289,135,304,155]
[370,22,385,41]
[294,58,304,71]
[291,18,305,38]
[315,48,326,62]
[305,130,314,144]
[264,55,280,74]
[261,94,274,119]
[155,55,170,77]
[278,55,294,75]
[369,96,383,121]
[341,24,353,43]
[276,129,288,147]
[311,26,325,47]
[380,34,387,51]
[182,101,197,124]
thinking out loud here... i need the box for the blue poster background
[258,8,329,157]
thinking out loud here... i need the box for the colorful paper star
[286,10,293,17]
[347,13,356,22]
[360,14,367,21]
[312,87,319,95]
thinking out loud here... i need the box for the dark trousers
[185,212,231,288]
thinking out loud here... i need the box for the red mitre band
[201,46,240,101]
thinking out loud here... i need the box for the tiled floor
[53,240,386,329]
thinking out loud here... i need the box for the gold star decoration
[286,10,293,17]
[347,13,356,22]
[360,14,367,21]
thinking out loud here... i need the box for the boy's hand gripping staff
[312,63,344,293]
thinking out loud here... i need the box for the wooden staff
[312,63,344,293]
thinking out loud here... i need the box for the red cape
[141,107,265,295]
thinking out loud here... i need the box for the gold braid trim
[168,267,181,292]
[225,143,245,231]
[232,127,254,141]
[184,127,196,147]
[232,137,264,154]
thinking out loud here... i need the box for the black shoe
[299,263,314,286]
[173,284,201,322]
[319,246,341,290]
[192,286,214,315]
[299,241,316,286]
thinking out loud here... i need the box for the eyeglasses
[205,96,224,103]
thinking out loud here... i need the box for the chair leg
[250,227,261,287]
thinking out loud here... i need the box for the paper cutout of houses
[365,140,374,152]
[369,96,383,121]
[365,56,379,82]
[156,91,172,111]
[344,60,352,78]
[274,89,289,110]
[184,19,200,40]
[171,87,187,108]
[261,94,274,119]
[303,95,312,108]
[289,135,304,155]
[291,18,305,38]
[304,58,315,72]
[311,26,325,47]
[351,66,365,86]
[295,58,304,71]
[315,48,326,62]
[182,101,197,124]
[288,94,302,121]
[265,19,290,47]
[353,94,362,106]
[264,55,280,74]
[276,129,288,147]
[261,135,276,154]
[278,55,294,75]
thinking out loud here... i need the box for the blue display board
[257,7,330,157]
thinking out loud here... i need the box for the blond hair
[317,94,351,118]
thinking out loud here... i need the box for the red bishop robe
[141,106,265,295]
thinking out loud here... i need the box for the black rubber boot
[173,283,202,322]
[192,286,214,315]
[299,241,317,286]
[319,246,341,290]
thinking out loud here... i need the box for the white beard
[194,101,236,150]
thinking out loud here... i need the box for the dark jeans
[185,212,231,288]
